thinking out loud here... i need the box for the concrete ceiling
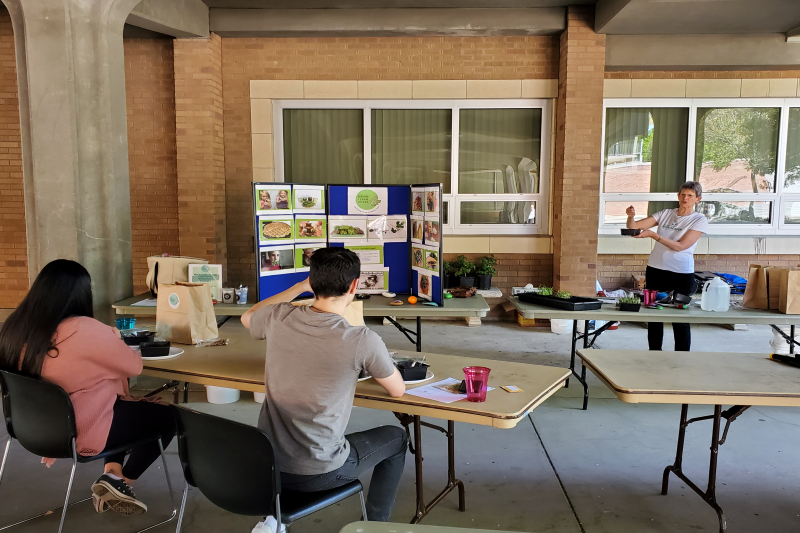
[199,1,594,7]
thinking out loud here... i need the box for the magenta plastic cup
[463,366,491,402]
[643,290,651,306]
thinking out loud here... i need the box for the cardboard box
[188,264,222,302]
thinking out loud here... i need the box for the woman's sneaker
[91,474,148,515]
[92,493,109,513]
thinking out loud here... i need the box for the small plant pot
[476,274,492,290]
[458,276,475,288]
[619,303,641,312]
[444,274,459,289]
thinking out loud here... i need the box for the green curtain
[785,108,800,192]
[283,109,363,184]
[371,109,451,192]
[649,108,689,214]
[458,109,541,194]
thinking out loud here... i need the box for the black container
[395,361,429,381]
[620,228,642,236]
[122,330,155,346]
[458,276,475,288]
[443,274,459,289]
[476,274,492,290]
[140,341,171,358]
[518,292,602,311]
[619,302,641,312]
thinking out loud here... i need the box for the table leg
[792,325,796,355]
[662,404,729,533]
[416,317,422,353]
[407,416,465,524]
[384,316,420,351]
[566,320,578,389]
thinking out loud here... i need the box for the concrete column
[173,35,227,270]
[552,6,606,296]
[5,0,142,322]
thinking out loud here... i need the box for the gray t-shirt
[249,302,396,475]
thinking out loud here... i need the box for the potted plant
[618,295,641,312]
[475,255,497,290]
[443,261,458,289]
[452,255,475,287]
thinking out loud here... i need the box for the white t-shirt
[648,209,709,274]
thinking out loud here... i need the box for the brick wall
[0,8,26,308]
[444,252,553,318]
[124,37,179,293]
[221,36,559,290]
[598,254,800,290]
[552,6,605,296]
[174,34,227,269]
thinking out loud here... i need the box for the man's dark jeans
[280,425,407,521]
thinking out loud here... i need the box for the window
[274,100,551,234]
[601,99,799,235]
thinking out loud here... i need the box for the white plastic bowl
[206,386,240,404]
[254,392,266,403]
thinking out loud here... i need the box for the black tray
[518,293,602,311]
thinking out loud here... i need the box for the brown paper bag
[779,268,800,314]
[742,264,769,309]
[767,267,785,310]
[146,255,208,296]
[156,282,219,344]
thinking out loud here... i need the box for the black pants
[280,426,407,522]
[102,399,176,480]
[645,265,697,351]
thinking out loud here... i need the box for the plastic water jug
[701,276,730,312]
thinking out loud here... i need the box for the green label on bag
[168,293,180,309]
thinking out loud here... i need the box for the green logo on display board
[355,189,381,211]
[201,265,210,273]
[168,293,180,309]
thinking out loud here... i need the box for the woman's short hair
[679,181,702,197]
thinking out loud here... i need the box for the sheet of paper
[131,299,158,307]
[404,378,495,405]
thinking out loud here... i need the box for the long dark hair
[0,259,94,377]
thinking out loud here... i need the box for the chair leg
[358,491,368,522]
[174,481,189,533]
[133,438,179,533]
[56,444,79,533]
[0,438,10,488]
[275,495,282,533]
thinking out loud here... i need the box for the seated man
[241,247,407,523]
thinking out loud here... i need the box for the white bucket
[254,392,266,403]
[771,327,799,355]
[206,386,240,404]
[550,319,573,334]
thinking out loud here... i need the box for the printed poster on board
[368,216,407,242]
[259,246,296,276]
[346,245,384,265]
[410,216,424,244]
[255,185,293,215]
[348,187,388,216]
[294,245,324,272]
[357,267,389,294]
[293,186,325,213]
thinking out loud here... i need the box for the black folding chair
[171,405,367,531]
[0,370,177,533]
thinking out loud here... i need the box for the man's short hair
[309,247,361,298]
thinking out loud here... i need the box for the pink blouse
[40,317,142,456]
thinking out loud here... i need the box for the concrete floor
[1,319,799,532]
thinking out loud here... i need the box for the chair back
[171,405,280,516]
[0,370,78,459]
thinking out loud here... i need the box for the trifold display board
[253,183,444,305]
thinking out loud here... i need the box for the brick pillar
[174,34,227,270]
[0,7,27,307]
[552,6,605,296]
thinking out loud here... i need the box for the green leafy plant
[475,255,497,276]
[452,255,475,277]
[554,290,572,299]
[538,286,554,296]
[618,295,641,305]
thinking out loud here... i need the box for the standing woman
[0,260,175,515]
[625,181,708,351]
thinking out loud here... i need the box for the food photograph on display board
[368,215,407,242]
[424,220,440,243]
[357,269,389,294]
[329,217,368,239]
[256,186,293,214]
[294,246,323,270]
[259,217,294,245]
[425,249,439,271]
[260,246,296,276]
[293,186,325,212]
[295,216,326,240]
[412,246,425,268]
[417,272,432,301]
[412,190,424,213]
[425,188,439,214]
[411,217,424,243]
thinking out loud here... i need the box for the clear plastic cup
[463,366,491,402]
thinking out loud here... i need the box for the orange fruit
[408,296,418,304]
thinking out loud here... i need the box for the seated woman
[0,259,176,516]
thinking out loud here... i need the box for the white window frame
[600,98,795,236]
[273,99,552,235]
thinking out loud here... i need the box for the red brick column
[174,34,227,270]
[552,6,605,296]
[0,8,27,307]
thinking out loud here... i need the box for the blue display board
[255,183,443,305]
